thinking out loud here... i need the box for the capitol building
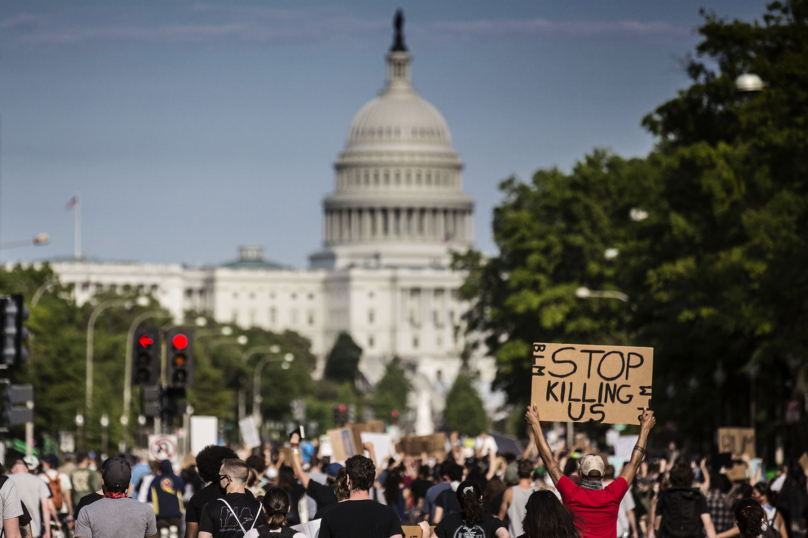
[33,17,497,421]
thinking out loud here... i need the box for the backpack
[661,488,703,538]
[0,475,33,537]
[44,472,64,510]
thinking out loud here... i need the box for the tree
[443,372,487,437]
[324,332,362,385]
[372,357,411,422]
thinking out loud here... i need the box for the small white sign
[190,416,218,456]
[239,417,261,449]
[360,432,395,468]
[148,434,180,468]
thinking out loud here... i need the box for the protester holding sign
[525,403,655,538]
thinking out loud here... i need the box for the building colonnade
[324,207,473,244]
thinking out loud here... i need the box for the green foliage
[323,332,362,384]
[458,0,808,437]
[443,372,487,436]
[372,357,411,421]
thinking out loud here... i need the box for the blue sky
[0,0,768,267]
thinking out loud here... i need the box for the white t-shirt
[615,484,636,538]
[475,435,498,457]
[0,479,23,531]
[9,473,50,537]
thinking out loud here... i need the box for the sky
[0,0,769,268]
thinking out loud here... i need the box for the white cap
[23,455,40,471]
[579,454,605,478]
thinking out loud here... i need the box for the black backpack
[661,488,703,538]
[254,524,298,538]
[0,475,33,536]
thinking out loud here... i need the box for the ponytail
[455,480,484,527]
[262,488,290,529]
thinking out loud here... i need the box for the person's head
[439,460,455,482]
[101,457,132,495]
[418,465,430,480]
[76,452,90,467]
[563,457,579,476]
[669,463,695,488]
[752,483,774,505]
[383,467,403,506]
[246,454,267,475]
[604,465,616,480]
[334,468,350,501]
[43,455,59,471]
[578,454,604,480]
[446,463,464,483]
[309,456,321,472]
[345,455,376,493]
[196,445,238,483]
[734,499,768,538]
[23,456,40,473]
[218,458,249,493]
[522,490,581,538]
[325,463,343,485]
[484,477,507,499]
[159,459,174,475]
[262,488,290,529]
[456,480,484,527]
[277,465,296,492]
[10,459,28,474]
[518,459,534,481]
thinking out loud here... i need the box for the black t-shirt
[73,492,104,520]
[435,513,505,538]
[199,492,267,538]
[319,499,404,538]
[314,501,342,521]
[411,479,433,503]
[307,480,338,511]
[435,489,462,517]
[657,489,709,538]
[186,482,225,523]
[486,491,504,516]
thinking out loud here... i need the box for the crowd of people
[0,406,804,538]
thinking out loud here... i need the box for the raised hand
[640,408,655,431]
[525,403,542,427]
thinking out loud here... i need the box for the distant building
[22,16,498,426]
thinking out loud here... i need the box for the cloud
[0,6,694,48]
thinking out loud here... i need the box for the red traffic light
[138,334,154,348]
[391,409,399,418]
[172,334,188,349]
[338,404,347,412]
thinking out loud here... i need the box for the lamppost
[238,345,281,422]
[75,413,84,451]
[0,233,50,250]
[32,279,61,306]
[100,414,109,456]
[86,298,135,419]
[252,353,294,425]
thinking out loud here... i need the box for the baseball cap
[579,454,605,478]
[101,457,132,489]
[23,456,40,471]
[326,463,343,478]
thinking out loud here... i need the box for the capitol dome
[310,11,474,271]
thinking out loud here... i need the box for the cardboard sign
[398,433,446,456]
[718,427,756,481]
[402,526,435,538]
[530,343,654,424]
[348,420,384,452]
[798,453,808,473]
[239,417,262,449]
[328,428,357,462]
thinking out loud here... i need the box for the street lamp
[237,345,283,422]
[100,414,109,456]
[0,233,50,250]
[735,73,765,92]
[252,353,294,424]
[575,287,629,303]
[75,413,84,451]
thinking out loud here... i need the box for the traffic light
[3,384,34,426]
[0,294,29,368]
[391,409,400,426]
[141,385,161,418]
[166,328,193,388]
[133,329,160,385]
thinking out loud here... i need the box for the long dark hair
[456,480,484,527]
[735,499,778,538]
[383,467,403,506]
[262,488,290,529]
[522,490,581,538]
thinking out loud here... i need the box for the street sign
[148,434,179,468]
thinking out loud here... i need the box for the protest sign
[798,453,808,473]
[348,420,384,452]
[328,428,357,462]
[530,343,654,424]
[398,433,447,456]
[614,435,636,462]
[718,427,756,481]
[360,432,395,467]
[239,417,261,449]
[402,526,435,538]
[190,416,218,455]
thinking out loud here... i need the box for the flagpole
[74,192,81,259]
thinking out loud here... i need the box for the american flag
[65,196,79,210]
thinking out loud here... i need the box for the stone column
[375,208,383,239]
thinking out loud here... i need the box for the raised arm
[619,409,656,486]
[290,432,311,489]
[525,404,562,486]
[699,459,710,496]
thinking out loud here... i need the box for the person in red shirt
[525,404,656,538]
